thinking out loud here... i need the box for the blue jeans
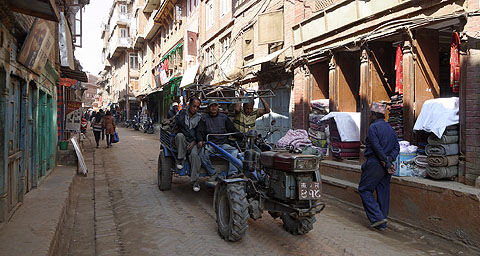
[200,143,239,177]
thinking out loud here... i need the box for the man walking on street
[358,102,399,231]
[174,97,202,192]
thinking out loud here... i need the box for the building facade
[0,0,89,223]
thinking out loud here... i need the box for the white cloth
[320,112,361,142]
[413,97,459,138]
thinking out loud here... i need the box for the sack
[112,131,119,143]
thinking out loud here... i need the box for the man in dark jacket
[358,102,400,231]
[174,97,202,192]
[196,99,243,179]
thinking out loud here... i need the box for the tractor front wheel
[281,214,316,235]
[215,183,249,241]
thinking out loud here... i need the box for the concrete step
[320,160,362,184]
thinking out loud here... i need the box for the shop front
[291,0,480,247]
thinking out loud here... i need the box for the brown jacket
[103,115,116,134]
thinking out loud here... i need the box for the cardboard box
[394,152,417,176]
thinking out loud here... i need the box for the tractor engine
[259,151,321,202]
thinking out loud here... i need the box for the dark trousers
[358,157,391,228]
[106,134,113,146]
[102,128,105,140]
[93,131,101,147]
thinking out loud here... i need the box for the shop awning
[7,0,60,22]
[180,64,199,88]
[60,66,88,82]
[242,47,290,68]
[160,43,183,63]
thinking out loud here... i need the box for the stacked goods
[329,119,360,159]
[425,125,459,180]
[308,100,329,156]
[387,94,404,139]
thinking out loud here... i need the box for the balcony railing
[117,13,131,24]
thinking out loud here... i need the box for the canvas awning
[180,64,199,88]
[242,47,290,68]
[60,66,88,82]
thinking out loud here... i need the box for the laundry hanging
[450,32,461,93]
[395,44,403,95]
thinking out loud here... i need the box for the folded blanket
[331,147,360,153]
[425,144,459,156]
[427,134,459,145]
[331,141,361,149]
[427,155,459,167]
[277,129,311,148]
[308,128,326,140]
[332,152,360,159]
[443,129,458,136]
[415,155,429,168]
[427,166,458,180]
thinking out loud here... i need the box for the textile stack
[425,125,459,180]
[387,94,404,139]
[329,120,360,159]
[308,100,329,156]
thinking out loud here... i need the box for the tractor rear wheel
[281,214,316,235]
[215,183,249,241]
[157,149,173,191]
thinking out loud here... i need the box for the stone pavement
[0,163,78,256]
[90,127,477,256]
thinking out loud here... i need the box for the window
[120,28,128,38]
[220,0,231,17]
[130,79,139,91]
[120,4,127,14]
[206,0,214,29]
[130,53,139,70]
[205,44,215,67]
[220,34,231,55]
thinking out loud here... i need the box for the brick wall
[463,2,480,185]
[292,67,309,130]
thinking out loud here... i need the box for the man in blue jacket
[359,102,400,231]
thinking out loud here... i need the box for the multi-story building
[82,73,100,109]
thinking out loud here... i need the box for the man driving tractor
[196,99,244,180]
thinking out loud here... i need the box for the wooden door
[7,77,22,211]
[336,52,360,112]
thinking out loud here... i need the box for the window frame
[206,0,214,30]
[129,53,139,70]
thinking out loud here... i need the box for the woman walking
[91,112,104,148]
[104,110,116,147]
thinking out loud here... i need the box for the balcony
[144,0,161,13]
[145,10,160,40]
[117,12,130,25]
[109,37,132,58]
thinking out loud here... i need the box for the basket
[59,141,69,150]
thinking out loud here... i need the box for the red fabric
[450,32,461,93]
[395,44,403,94]
[331,141,361,149]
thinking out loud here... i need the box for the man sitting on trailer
[233,97,271,133]
[173,97,203,192]
[197,99,244,180]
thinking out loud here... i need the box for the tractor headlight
[294,158,319,170]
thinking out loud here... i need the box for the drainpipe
[126,49,130,119]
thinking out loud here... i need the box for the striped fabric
[233,109,259,133]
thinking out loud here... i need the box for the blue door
[7,77,22,212]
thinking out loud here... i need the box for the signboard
[70,137,88,176]
[18,18,55,74]
[65,101,82,132]
[60,78,78,87]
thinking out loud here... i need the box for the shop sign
[65,101,82,132]
[18,18,55,74]
[60,78,78,87]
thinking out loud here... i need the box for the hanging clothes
[395,44,403,95]
[450,32,461,93]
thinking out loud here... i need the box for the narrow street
[75,128,470,256]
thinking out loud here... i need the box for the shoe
[209,173,219,182]
[176,159,185,169]
[96,145,99,148]
[370,219,387,228]
[376,226,386,231]
[193,181,200,192]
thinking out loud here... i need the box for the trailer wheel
[215,183,249,241]
[157,149,173,191]
[281,214,316,235]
